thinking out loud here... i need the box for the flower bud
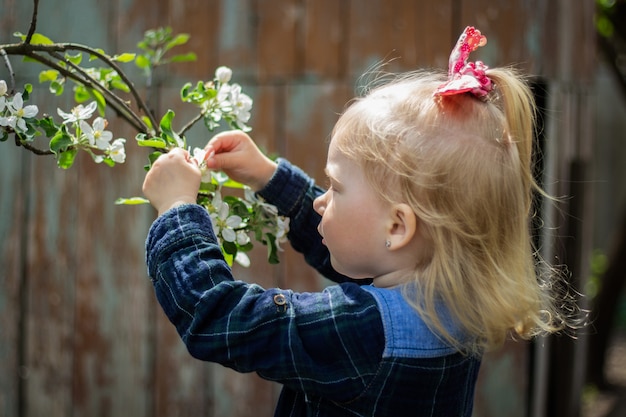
[215,66,232,84]
[0,80,7,96]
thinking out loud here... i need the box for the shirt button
[273,294,287,306]
[273,294,288,312]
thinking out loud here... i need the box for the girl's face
[313,138,391,279]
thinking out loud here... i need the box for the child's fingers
[204,148,234,171]
[204,131,241,156]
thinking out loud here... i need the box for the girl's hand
[204,130,277,191]
[142,148,202,216]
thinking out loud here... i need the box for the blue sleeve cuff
[257,158,315,217]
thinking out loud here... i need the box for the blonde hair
[332,69,573,354]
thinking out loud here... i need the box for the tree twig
[48,49,148,133]
[178,112,203,137]
[14,135,54,155]
[25,0,40,45]
[0,49,16,93]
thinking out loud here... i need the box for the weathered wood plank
[71,143,154,417]
[303,0,346,78]
[460,0,534,71]
[165,0,220,80]
[22,148,77,417]
[346,0,453,77]
[0,139,28,417]
[214,0,258,78]
[255,0,301,81]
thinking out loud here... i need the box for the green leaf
[265,233,280,264]
[57,149,78,169]
[115,197,150,205]
[222,251,234,266]
[222,240,238,255]
[14,31,54,44]
[89,48,106,61]
[49,130,74,154]
[159,110,183,147]
[50,80,64,96]
[239,242,254,252]
[229,200,251,218]
[165,33,190,50]
[113,53,136,63]
[160,109,174,131]
[110,79,130,93]
[168,52,197,63]
[31,33,54,44]
[22,119,39,140]
[65,52,83,65]
[135,55,151,69]
[141,116,154,130]
[180,82,192,100]
[39,69,59,83]
[74,85,90,103]
[147,151,163,168]
[90,88,106,116]
[221,178,246,189]
[137,138,167,148]
[37,117,60,137]
[21,84,32,101]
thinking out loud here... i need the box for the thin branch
[14,135,54,155]
[1,42,159,135]
[25,0,40,45]
[178,112,203,137]
[20,50,146,134]
[56,43,158,131]
[0,49,16,93]
[48,50,148,132]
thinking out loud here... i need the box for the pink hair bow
[434,26,493,99]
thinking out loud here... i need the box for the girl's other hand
[142,148,202,216]
[204,130,277,191]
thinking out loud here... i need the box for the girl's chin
[329,257,370,280]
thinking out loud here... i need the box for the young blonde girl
[142,27,571,416]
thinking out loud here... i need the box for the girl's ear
[386,203,418,250]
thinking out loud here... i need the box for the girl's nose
[313,191,327,215]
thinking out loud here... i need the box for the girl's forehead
[326,141,361,176]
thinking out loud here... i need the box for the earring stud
[385,240,391,248]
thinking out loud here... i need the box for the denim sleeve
[257,158,370,284]
[145,204,384,402]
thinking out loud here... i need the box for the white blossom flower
[209,192,243,242]
[236,230,250,246]
[0,81,7,113]
[57,101,97,124]
[191,147,212,182]
[80,117,113,149]
[215,66,232,84]
[107,138,126,163]
[234,251,250,268]
[225,84,252,125]
[244,187,278,216]
[217,82,232,105]
[5,93,39,132]
[274,217,290,250]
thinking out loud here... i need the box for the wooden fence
[0,1,596,416]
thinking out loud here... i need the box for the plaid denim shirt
[146,159,481,416]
